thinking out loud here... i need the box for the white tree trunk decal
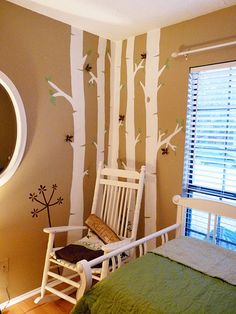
[140,29,160,241]
[108,41,122,168]
[47,27,182,246]
[48,27,87,242]
[140,29,182,242]
[125,37,144,170]
[89,37,107,169]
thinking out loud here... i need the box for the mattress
[71,237,236,314]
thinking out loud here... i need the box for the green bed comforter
[71,253,236,314]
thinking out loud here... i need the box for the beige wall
[158,5,236,231]
[0,1,109,301]
[0,0,236,302]
[0,1,72,301]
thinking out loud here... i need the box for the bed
[71,195,236,313]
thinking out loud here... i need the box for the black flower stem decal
[29,184,63,227]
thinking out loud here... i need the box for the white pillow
[74,230,104,250]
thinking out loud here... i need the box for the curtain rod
[171,40,236,58]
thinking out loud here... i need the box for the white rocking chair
[35,163,145,305]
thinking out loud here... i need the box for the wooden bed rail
[75,223,180,300]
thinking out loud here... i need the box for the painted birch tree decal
[124,37,144,170]
[140,29,183,240]
[88,37,107,169]
[108,41,122,168]
[47,27,87,242]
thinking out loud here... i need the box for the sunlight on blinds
[182,61,236,251]
[183,62,236,200]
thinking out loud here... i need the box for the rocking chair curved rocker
[35,163,145,305]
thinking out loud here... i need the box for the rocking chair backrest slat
[91,163,145,240]
[109,185,116,227]
[100,179,140,189]
[124,188,133,237]
[104,185,110,224]
[101,167,141,180]
[106,185,113,225]
[119,187,129,236]
[111,186,121,230]
[100,184,107,219]
[116,186,125,233]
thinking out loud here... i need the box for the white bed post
[173,195,185,238]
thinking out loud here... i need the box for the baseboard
[0,287,40,310]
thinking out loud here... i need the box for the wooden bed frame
[72,194,236,300]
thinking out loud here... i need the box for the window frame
[182,61,236,250]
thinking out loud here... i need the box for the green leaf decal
[49,90,56,104]
[165,57,171,69]
[45,75,52,82]
[86,49,92,56]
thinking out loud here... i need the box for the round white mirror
[0,71,27,186]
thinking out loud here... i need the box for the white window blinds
[182,62,236,250]
[183,62,236,200]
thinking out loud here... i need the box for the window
[182,61,236,251]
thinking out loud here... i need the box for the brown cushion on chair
[55,244,104,264]
[85,214,120,244]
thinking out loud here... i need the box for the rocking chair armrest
[102,237,134,253]
[43,225,88,234]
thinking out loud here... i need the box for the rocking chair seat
[55,244,104,264]
[49,230,104,262]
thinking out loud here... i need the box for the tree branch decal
[140,63,166,106]
[107,52,111,64]
[93,141,98,149]
[133,59,144,78]
[47,80,74,107]
[156,63,167,81]
[140,81,146,97]
[88,71,98,85]
[121,161,127,170]
[83,170,89,177]
[135,132,141,145]
[82,55,88,69]
[156,123,183,154]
